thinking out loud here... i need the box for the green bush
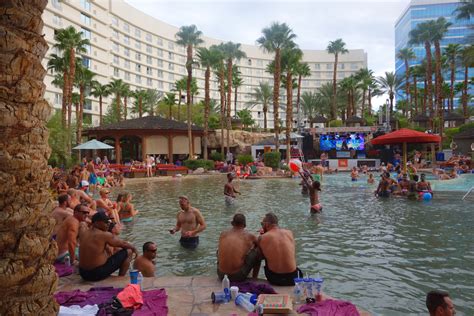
[209,151,224,161]
[264,151,281,169]
[459,122,474,132]
[236,154,253,166]
[184,159,214,170]
[328,119,343,127]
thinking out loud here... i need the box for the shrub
[236,154,253,166]
[184,159,214,170]
[209,151,224,161]
[264,151,281,169]
[328,119,343,127]
[459,122,474,132]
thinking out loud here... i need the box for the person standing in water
[169,196,207,249]
[224,173,240,205]
[301,170,322,213]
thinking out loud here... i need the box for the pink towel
[54,262,74,277]
[297,299,360,316]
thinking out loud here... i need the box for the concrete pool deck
[57,273,371,315]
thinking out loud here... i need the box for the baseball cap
[92,212,111,223]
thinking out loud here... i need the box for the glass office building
[395,0,473,109]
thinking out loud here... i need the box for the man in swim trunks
[417,173,432,193]
[350,167,359,181]
[133,241,157,277]
[51,194,73,236]
[258,213,302,286]
[78,212,137,281]
[217,213,261,282]
[375,174,391,198]
[169,196,206,249]
[399,174,410,196]
[224,173,240,205]
[56,204,89,264]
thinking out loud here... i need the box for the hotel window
[158,81,164,89]
[124,47,130,57]
[135,41,141,50]
[169,83,174,90]
[147,78,152,86]
[81,0,91,11]
[135,64,141,72]
[247,59,252,66]
[145,33,152,42]
[157,59,163,67]
[146,55,152,64]
[124,60,130,69]
[157,70,163,78]
[168,42,174,50]
[314,72,321,78]
[54,93,61,105]
[112,30,119,39]
[52,0,61,9]
[168,63,174,71]
[351,63,359,70]
[124,72,130,80]
[84,44,91,55]
[135,28,141,38]
[338,63,345,70]
[111,16,118,26]
[337,72,344,79]
[168,73,174,81]
[257,59,263,67]
[157,49,163,57]
[314,63,320,70]
[82,57,91,69]
[123,22,129,33]
[112,42,119,52]
[81,28,91,40]
[53,14,62,26]
[81,13,91,26]
[84,99,92,110]
[157,38,163,46]
[146,44,152,54]
[113,55,119,65]
[326,63,332,70]
[123,35,130,45]
[146,67,152,75]
[135,52,141,61]
[135,75,141,84]
[168,52,174,60]
[303,80,309,87]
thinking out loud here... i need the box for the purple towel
[54,262,74,277]
[230,281,277,295]
[297,299,360,316]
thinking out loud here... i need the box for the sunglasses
[147,248,157,252]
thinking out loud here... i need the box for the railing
[462,186,474,200]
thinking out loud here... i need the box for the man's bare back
[79,227,115,269]
[52,206,73,235]
[259,227,296,274]
[218,229,257,274]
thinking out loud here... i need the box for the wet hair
[426,290,450,315]
[413,174,419,182]
[312,180,321,191]
[231,213,246,227]
[227,172,234,180]
[73,204,86,213]
[263,212,278,226]
[116,193,123,203]
[58,194,69,205]
[143,241,155,253]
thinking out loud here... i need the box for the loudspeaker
[303,134,314,151]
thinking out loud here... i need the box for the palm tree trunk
[226,59,233,155]
[361,89,366,117]
[139,97,143,118]
[463,65,468,118]
[219,67,225,156]
[178,90,182,121]
[331,53,338,120]
[414,75,418,116]
[116,93,121,121]
[434,41,443,135]
[77,86,84,144]
[449,62,454,113]
[274,48,281,151]
[186,45,193,159]
[404,59,410,117]
[0,1,59,313]
[346,92,351,118]
[368,88,372,113]
[286,72,293,163]
[423,79,427,115]
[61,71,68,128]
[263,105,268,131]
[296,74,302,130]
[234,86,238,118]
[203,67,211,160]
[99,95,103,125]
[424,41,434,117]
[123,96,128,120]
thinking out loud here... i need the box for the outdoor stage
[308,158,381,170]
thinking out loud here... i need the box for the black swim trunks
[79,248,128,282]
[264,265,303,286]
[179,236,199,249]
[217,247,260,282]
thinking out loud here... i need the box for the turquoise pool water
[118,174,474,315]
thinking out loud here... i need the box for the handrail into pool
[462,186,474,200]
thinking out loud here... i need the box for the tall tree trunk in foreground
[0,0,59,315]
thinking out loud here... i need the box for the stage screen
[320,134,365,151]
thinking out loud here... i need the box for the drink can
[211,291,229,304]
[129,269,139,284]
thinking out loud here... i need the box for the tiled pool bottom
[56,274,371,315]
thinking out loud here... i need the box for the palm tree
[339,75,359,120]
[174,78,187,120]
[131,89,148,118]
[396,48,416,115]
[212,45,227,155]
[161,92,177,119]
[107,79,127,121]
[294,62,311,130]
[444,44,462,112]
[144,89,162,116]
[220,41,247,154]
[410,65,425,116]
[122,83,131,120]
[74,66,95,144]
[175,24,203,159]
[232,67,244,117]
[454,0,474,20]
[53,26,90,127]
[376,72,402,114]
[300,91,320,127]
[47,53,69,127]
[91,81,110,125]
[354,68,375,117]
[197,46,221,160]
[257,22,296,151]
[460,45,474,118]
[1,1,59,313]
[247,82,273,130]
[409,21,436,117]
[327,39,348,120]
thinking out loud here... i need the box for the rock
[193,167,205,174]
[208,130,273,154]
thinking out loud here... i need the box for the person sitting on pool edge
[133,241,157,277]
[169,195,206,249]
[426,290,455,316]
[258,212,302,286]
[217,213,261,282]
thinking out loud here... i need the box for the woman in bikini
[117,192,139,222]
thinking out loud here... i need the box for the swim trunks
[310,204,322,213]
[179,236,199,249]
[217,247,260,282]
[264,265,303,286]
[378,191,390,198]
[79,248,128,281]
[351,178,357,182]
[225,195,235,205]
[89,173,97,185]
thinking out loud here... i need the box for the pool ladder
[462,186,474,200]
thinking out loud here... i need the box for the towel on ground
[297,299,360,316]
[58,304,99,315]
[54,262,74,277]
[230,281,277,295]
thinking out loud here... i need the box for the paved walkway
[57,274,371,315]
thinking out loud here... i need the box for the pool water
[119,173,473,315]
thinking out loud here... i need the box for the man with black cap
[78,212,137,281]
[169,195,206,249]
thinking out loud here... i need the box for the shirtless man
[224,173,240,205]
[133,241,157,277]
[399,174,411,195]
[96,188,120,226]
[258,213,302,286]
[56,204,89,264]
[169,196,207,249]
[375,174,391,198]
[79,212,137,281]
[68,188,96,211]
[417,173,432,192]
[217,214,261,282]
[313,163,324,182]
[51,194,73,236]
[350,167,359,181]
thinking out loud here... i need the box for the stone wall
[208,130,273,154]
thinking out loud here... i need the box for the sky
[125,0,412,109]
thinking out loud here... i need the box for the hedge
[264,151,281,169]
[236,154,253,166]
[209,151,225,161]
[183,159,215,170]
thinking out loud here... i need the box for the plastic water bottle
[137,272,143,289]
[222,274,230,292]
[235,294,255,312]
[293,277,303,303]
[304,277,313,299]
[314,273,324,302]
[64,255,71,267]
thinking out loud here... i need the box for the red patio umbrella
[370,128,441,172]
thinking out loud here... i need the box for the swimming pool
[119,174,473,315]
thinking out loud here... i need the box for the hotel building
[43,0,368,127]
